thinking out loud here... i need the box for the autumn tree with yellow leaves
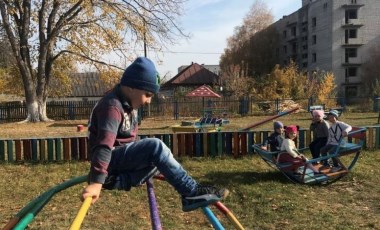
[0,0,185,122]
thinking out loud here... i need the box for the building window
[302,53,308,59]
[291,26,296,36]
[351,0,357,4]
[292,43,297,53]
[302,62,308,68]
[346,9,358,21]
[276,48,279,57]
[346,67,357,77]
[283,30,287,38]
[312,17,316,27]
[346,48,357,58]
[302,36,308,41]
[302,45,308,50]
[283,45,287,54]
[312,35,317,44]
[323,3,328,9]
[349,29,357,38]
[345,48,357,62]
[346,86,358,97]
[312,53,317,62]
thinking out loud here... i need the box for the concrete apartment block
[272,0,380,97]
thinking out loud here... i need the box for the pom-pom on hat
[120,57,160,94]
[328,109,339,118]
[273,121,284,130]
[285,125,298,134]
[312,109,325,118]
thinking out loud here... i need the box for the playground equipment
[240,107,299,131]
[252,127,366,184]
[171,117,229,133]
[3,174,245,230]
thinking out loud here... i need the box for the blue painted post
[202,207,225,230]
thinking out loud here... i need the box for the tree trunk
[22,95,51,122]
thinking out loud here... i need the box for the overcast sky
[147,0,302,81]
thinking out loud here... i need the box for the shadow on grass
[203,170,291,186]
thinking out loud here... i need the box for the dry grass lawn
[1,111,380,229]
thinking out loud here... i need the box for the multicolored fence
[1,126,380,162]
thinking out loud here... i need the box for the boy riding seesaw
[81,57,229,212]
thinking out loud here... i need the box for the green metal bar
[8,175,87,230]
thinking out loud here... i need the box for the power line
[163,50,222,55]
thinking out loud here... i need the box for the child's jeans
[108,138,197,196]
[320,144,339,167]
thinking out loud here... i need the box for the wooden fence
[0,100,98,122]
[1,127,379,163]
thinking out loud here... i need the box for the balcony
[341,3,364,9]
[344,76,361,84]
[341,18,363,27]
[341,37,364,46]
[342,56,362,66]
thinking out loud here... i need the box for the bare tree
[0,0,186,122]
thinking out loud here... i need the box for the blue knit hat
[273,121,284,130]
[328,109,339,118]
[120,57,160,94]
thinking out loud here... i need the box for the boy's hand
[82,183,102,204]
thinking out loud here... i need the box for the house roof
[162,63,219,88]
[186,85,221,98]
[70,72,110,97]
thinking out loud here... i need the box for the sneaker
[182,185,229,212]
[330,166,342,173]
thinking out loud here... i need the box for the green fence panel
[209,133,216,157]
[0,140,5,161]
[31,139,38,161]
[47,139,54,161]
[217,132,223,157]
[7,140,13,162]
[248,132,254,155]
[55,138,62,161]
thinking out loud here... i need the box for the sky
[145,0,302,81]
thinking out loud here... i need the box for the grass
[1,111,380,229]
[1,153,379,229]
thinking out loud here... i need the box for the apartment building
[274,0,380,97]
